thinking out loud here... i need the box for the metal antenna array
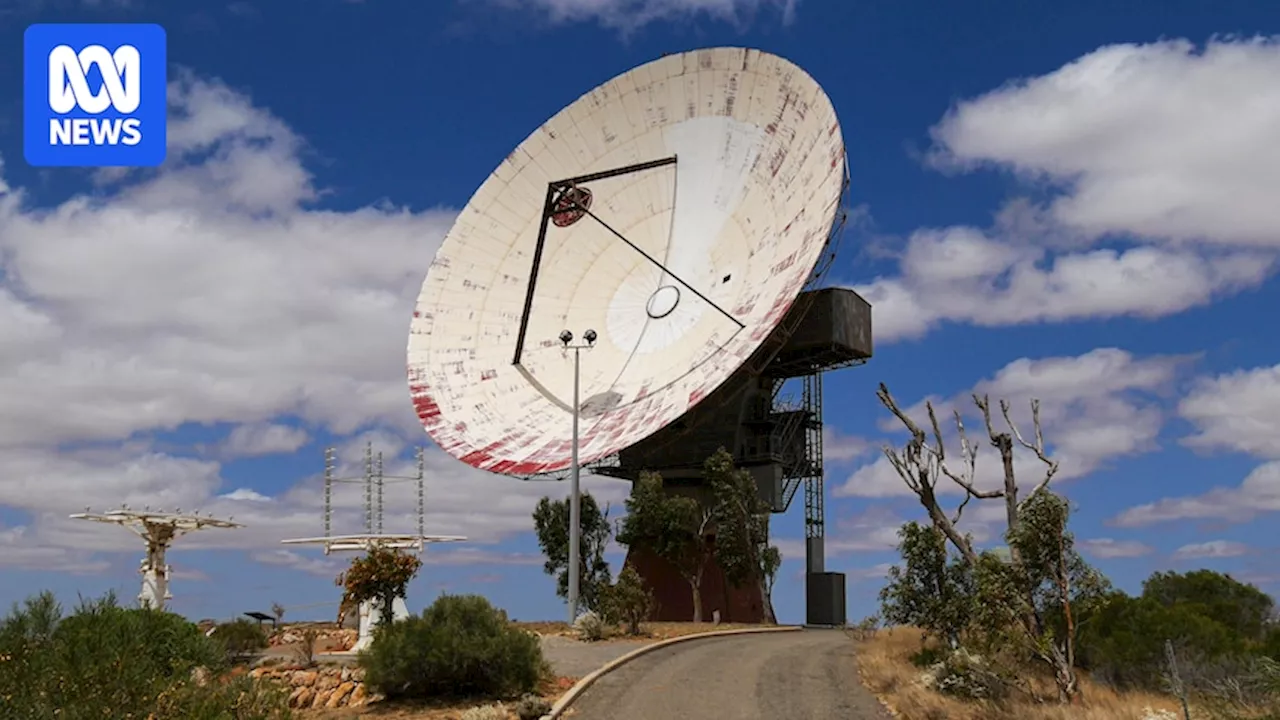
[321,441,424,541]
[70,506,242,612]
[364,444,374,534]
[307,443,447,554]
[283,445,465,653]
[416,447,425,539]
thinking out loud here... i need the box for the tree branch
[1001,398,1060,504]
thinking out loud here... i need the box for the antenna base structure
[69,508,243,612]
[281,534,465,652]
[281,445,465,653]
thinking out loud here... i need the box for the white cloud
[0,523,110,574]
[1111,460,1280,527]
[251,549,340,578]
[840,348,1182,498]
[0,70,635,577]
[823,426,873,464]
[220,488,272,502]
[492,0,797,30]
[826,505,909,554]
[1112,361,1280,528]
[855,228,1272,342]
[930,37,1280,247]
[421,547,543,566]
[1179,364,1280,459]
[1078,538,1154,559]
[221,423,311,459]
[1172,540,1250,561]
[857,37,1280,342]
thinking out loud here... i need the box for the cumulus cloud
[823,426,873,465]
[250,549,340,578]
[1172,540,1250,561]
[1078,538,1154,559]
[220,423,311,459]
[856,228,1272,342]
[1179,364,1280,459]
[0,523,110,574]
[857,37,1280,342]
[930,37,1280,247]
[0,71,632,575]
[488,0,797,30]
[1111,460,1280,527]
[1112,362,1280,527]
[839,348,1183,498]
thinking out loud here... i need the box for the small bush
[573,610,607,641]
[459,703,507,720]
[919,648,1007,701]
[516,693,553,720]
[151,673,292,719]
[295,628,320,667]
[210,618,268,663]
[908,644,947,668]
[359,594,546,700]
[601,566,653,636]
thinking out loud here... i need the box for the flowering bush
[336,546,422,630]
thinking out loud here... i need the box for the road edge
[543,625,804,719]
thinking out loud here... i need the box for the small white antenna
[70,507,243,612]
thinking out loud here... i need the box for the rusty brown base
[623,544,765,624]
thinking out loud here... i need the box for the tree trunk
[722,571,733,623]
[758,577,777,624]
[690,577,703,623]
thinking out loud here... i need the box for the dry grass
[854,626,1186,720]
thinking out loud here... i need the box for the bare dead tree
[875,383,1059,565]
[877,383,1084,704]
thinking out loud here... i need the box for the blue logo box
[24,23,167,168]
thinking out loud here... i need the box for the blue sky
[1,0,1278,625]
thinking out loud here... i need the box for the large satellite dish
[408,47,846,476]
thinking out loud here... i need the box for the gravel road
[539,635,654,678]
[566,629,889,720]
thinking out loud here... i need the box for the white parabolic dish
[408,47,846,476]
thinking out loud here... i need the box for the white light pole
[559,328,597,623]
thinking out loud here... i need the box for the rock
[348,684,368,707]
[351,667,365,682]
[312,689,332,708]
[291,670,318,687]
[290,687,314,709]
[340,666,352,682]
[326,681,356,708]
[317,673,339,691]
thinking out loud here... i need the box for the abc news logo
[24,23,167,168]
[48,44,144,147]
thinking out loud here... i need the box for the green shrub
[515,693,553,720]
[210,618,269,663]
[359,594,546,700]
[1077,594,1246,689]
[0,590,290,720]
[919,647,1008,701]
[573,610,607,641]
[151,673,292,719]
[601,565,653,636]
